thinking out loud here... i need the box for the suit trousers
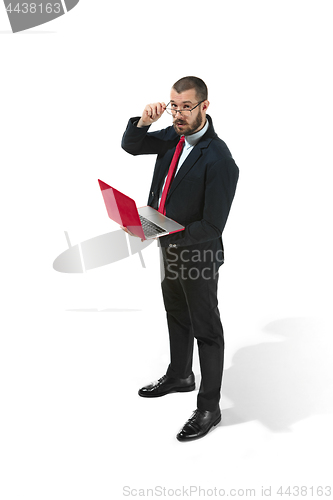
[160,246,224,412]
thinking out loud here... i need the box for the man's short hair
[172,76,208,102]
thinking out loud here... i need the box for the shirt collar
[184,119,209,147]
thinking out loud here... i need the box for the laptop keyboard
[139,215,166,238]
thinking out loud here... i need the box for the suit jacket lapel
[158,115,217,202]
[167,135,213,198]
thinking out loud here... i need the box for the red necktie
[158,135,185,215]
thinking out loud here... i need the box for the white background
[1,1,332,499]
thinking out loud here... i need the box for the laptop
[98,179,185,240]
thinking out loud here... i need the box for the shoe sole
[138,383,196,398]
[176,414,222,442]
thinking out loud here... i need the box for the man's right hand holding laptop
[120,225,156,242]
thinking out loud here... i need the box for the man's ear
[202,100,210,112]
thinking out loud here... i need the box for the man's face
[170,88,208,136]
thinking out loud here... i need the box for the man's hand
[120,225,157,242]
[120,225,145,242]
[137,102,166,128]
[120,225,138,237]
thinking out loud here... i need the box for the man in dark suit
[121,77,239,441]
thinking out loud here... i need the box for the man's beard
[173,110,203,136]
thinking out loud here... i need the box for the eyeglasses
[165,100,205,117]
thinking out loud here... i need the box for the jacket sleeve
[121,117,175,156]
[159,156,239,247]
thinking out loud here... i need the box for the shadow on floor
[221,317,333,432]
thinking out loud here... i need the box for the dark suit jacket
[121,114,239,265]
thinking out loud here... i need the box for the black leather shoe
[138,373,195,398]
[176,407,221,441]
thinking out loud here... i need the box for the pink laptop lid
[98,180,145,240]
